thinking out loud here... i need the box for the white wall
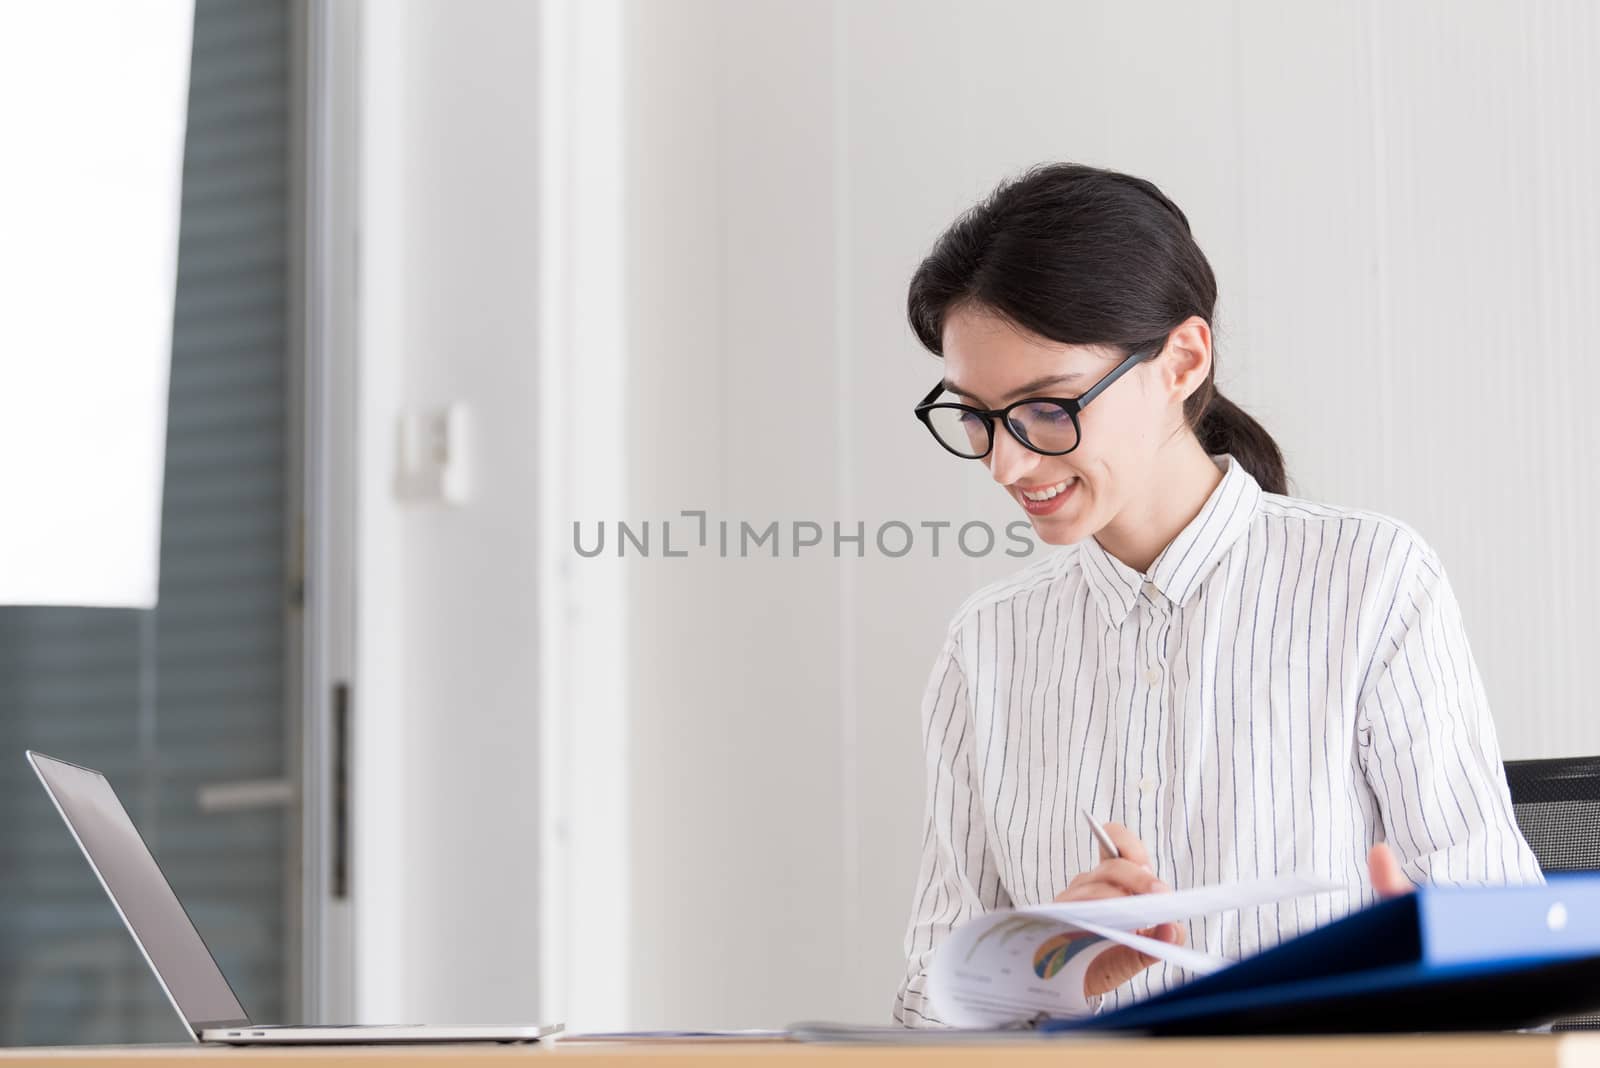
[617,0,1026,1027]
[347,0,1600,1031]
[352,0,545,1025]
[616,0,1600,1029]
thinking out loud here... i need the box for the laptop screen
[28,752,250,1032]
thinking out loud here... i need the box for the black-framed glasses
[913,337,1166,459]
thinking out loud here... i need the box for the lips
[1017,478,1079,517]
[1020,479,1072,502]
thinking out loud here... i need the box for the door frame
[288,0,360,1024]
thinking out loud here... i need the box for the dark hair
[906,162,1287,495]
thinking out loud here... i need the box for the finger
[1054,883,1131,903]
[1056,877,1172,903]
[1136,922,1187,947]
[1055,858,1169,903]
[1102,822,1151,868]
[1054,862,1166,902]
[1091,858,1170,896]
[1367,842,1414,898]
[1083,944,1160,997]
[1063,868,1100,894]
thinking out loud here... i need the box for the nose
[984,423,1042,487]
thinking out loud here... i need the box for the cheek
[1067,462,1117,523]
[1079,388,1159,450]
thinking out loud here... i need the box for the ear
[1157,315,1213,404]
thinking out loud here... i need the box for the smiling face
[940,302,1207,547]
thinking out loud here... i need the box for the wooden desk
[3,1034,1599,1068]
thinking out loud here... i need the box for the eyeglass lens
[925,400,1078,457]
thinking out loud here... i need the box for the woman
[892,162,1541,1026]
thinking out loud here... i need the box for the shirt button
[1139,777,1157,796]
[1144,667,1161,687]
[1141,581,1159,601]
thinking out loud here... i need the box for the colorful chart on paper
[1032,930,1101,980]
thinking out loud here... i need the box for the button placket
[1137,582,1169,835]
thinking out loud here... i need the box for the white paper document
[927,873,1345,1028]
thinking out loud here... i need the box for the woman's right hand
[1053,821,1185,997]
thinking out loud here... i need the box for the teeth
[1022,480,1073,502]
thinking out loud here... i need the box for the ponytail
[1189,384,1286,495]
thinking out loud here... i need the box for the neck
[1095,437,1225,575]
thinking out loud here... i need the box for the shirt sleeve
[892,629,1013,1027]
[1355,534,1544,887]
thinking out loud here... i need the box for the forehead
[940,304,1110,389]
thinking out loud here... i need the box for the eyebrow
[939,372,1087,407]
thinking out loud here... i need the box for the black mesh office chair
[1504,756,1600,1031]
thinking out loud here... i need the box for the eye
[1017,401,1072,423]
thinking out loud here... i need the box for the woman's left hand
[1367,842,1414,897]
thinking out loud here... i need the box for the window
[0,0,297,1043]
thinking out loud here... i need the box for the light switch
[396,403,470,504]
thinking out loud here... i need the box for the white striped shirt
[893,452,1543,1027]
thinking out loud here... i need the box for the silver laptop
[27,751,562,1045]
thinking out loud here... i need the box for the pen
[1081,808,1121,860]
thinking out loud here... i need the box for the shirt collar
[1076,453,1263,630]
